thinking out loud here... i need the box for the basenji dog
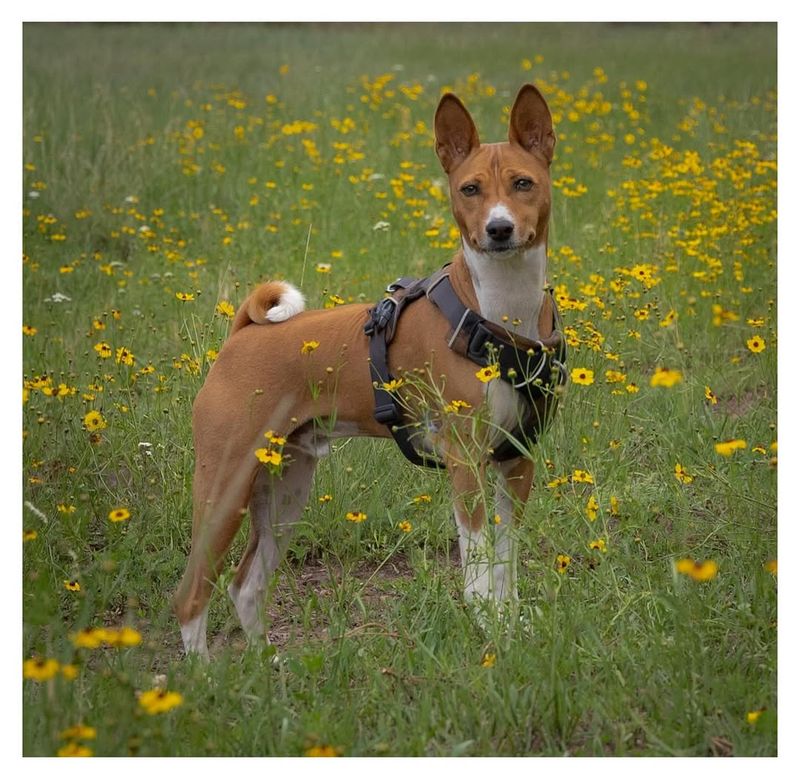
[175,84,561,658]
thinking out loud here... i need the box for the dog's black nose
[486,219,514,243]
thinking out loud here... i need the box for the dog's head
[434,84,556,255]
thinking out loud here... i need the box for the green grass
[22,22,777,756]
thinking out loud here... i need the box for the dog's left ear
[508,84,556,165]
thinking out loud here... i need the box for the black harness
[363,265,567,469]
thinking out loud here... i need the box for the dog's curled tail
[230,281,306,335]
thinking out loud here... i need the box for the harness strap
[365,278,446,469]
[364,267,567,469]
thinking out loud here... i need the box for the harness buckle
[374,401,402,426]
[363,296,398,337]
[465,322,493,363]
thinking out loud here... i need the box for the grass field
[22,22,777,757]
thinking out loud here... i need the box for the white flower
[372,221,391,231]
[44,292,72,303]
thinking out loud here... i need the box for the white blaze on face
[486,203,515,231]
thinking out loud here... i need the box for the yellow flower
[444,399,472,414]
[715,439,747,457]
[175,292,195,302]
[412,494,432,504]
[71,628,107,649]
[59,725,97,741]
[609,496,620,516]
[747,708,766,725]
[318,494,333,504]
[605,369,627,384]
[301,340,320,354]
[108,507,131,523]
[23,529,38,542]
[704,385,718,405]
[94,342,112,359]
[57,742,93,757]
[572,469,594,484]
[481,652,497,668]
[305,745,341,757]
[676,558,719,581]
[659,309,677,327]
[215,300,235,318]
[255,448,283,467]
[105,626,142,647]
[345,511,367,523]
[476,364,500,383]
[764,559,777,576]
[23,657,60,681]
[397,520,412,533]
[650,368,682,388]
[61,664,79,680]
[571,367,594,385]
[83,410,107,432]
[588,538,607,553]
[23,324,38,336]
[555,554,571,574]
[674,463,694,484]
[138,688,184,715]
[264,430,286,446]
[382,378,405,392]
[64,580,81,592]
[115,347,135,366]
[746,335,766,353]
[315,262,332,274]
[585,495,599,521]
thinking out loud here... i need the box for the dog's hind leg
[174,454,258,660]
[228,443,318,643]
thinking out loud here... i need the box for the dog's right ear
[434,93,479,174]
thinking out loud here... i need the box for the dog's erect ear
[434,93,480,174]
[508,84,556,165]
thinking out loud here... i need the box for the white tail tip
[265,284,306,323]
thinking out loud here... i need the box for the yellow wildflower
[138,688,184,715]
[571,367,594,386]
[305,745,341,757]
[255,448,283,467]
[23,657,60,681]
[747,709,766,725]
[650,368,682,388]
[108,507,131,523]
[57,742,93,757]
[715,439,747,457]
[83,410,107,432]
[676,558,719,581]
[476,364,500,383]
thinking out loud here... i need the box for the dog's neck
[457,240,548,342]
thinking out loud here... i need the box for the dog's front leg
[447,452,533,612]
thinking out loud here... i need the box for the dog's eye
[514,178,534,192]
[460,183,480,197]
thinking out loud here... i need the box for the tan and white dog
[175,84,560,658]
